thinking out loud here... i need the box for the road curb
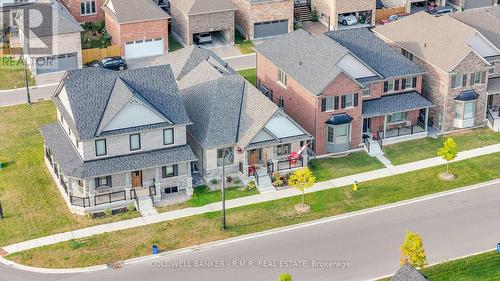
[1,179,498,274]
[0,83,59,93]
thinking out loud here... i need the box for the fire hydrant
[352,181,358,191]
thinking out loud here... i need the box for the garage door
[125,38,164,59]
[35,53,78,75]
[464,0,493,9]
[254,20,288,39]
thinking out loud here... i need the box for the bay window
[455,101,475,120]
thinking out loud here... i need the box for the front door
[362,118,371,133]
[131,171,142,188]
[248,149,262,166]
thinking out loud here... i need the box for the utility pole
[221,147,234,231]
[21,50,31,104]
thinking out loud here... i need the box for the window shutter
[394,80,400,91]
[462,74,467,87]
[321,98,326,112]
[470,74,475,85]
[341,95,346,109]
[173,164,178,176]
[107,176,112,187]
[402,78,407,90]
[412,77,417,88]
[481,71,486,84]
[95,178,99,188]
[353,93,359,107]
[161,166,166,178]
[383,81,388,92]
[334,96,339,110]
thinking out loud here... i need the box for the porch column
[424,108,429,132]
[383,115,388,139]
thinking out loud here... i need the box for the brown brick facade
[61,0,105,23]
[231,0,293,40]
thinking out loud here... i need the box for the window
[384,80,395,93]
[162,164,178,178]
[80,0,96,15]
[455,101,475,120]
[163,128,174,145]
[321,96,339,112]
[401,78,412,90]
[335,125,348,137]
[362,88,371,97]
[278,96,285,109]
[462,74,468,87]
[95,139,107,157]
[164,186,179,194]
[129,133,141,151]
[217,147,234,167]
[68,128,71,136]
[60,114,64,124]
[388,112,407,123]
[340,93,358,109]
[276,143,291,156]
[470,71,486,85]
[488,68,494,74]
[277,69,287,86]
[451,73,463,89]
[76,141,79,149]
[402,49,413,61]
[95,176,111,188]
[327,126,334,143]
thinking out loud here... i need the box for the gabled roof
[169,0,237,16]
[53,65,190,140]
[254,29,352,95]
[451,6,500,51]
[374,12,484,72]
[15,1,83,38]
[326,28,424,79]
[391,263,428,281]
[362,92,434,117]
[102,0,170,24]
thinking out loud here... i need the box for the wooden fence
[82,45,121,64]
[375,6,407,24]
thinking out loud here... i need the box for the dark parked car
[88,56,127,71]
[428,6,454,16]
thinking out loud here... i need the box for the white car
[338,14,358,26]
[194,32,212,44]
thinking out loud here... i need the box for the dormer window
[95,139,107,157]
[163,128,174,145]
[129,133,141,151]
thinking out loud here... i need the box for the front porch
[487,89,500,132]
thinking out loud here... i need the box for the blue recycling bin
[497,243,500,253]
[152,244,159,255]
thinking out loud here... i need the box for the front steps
[136,196,158,216]
[295,4,312,22]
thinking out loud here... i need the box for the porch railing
[94,190,126,206]
[70,195,90,208]
[149,185,156,201]
[253,170,260,186]
[277,156,304,172]
[487,110,495,128]
[59,176,68,195]
[363,135,371,153]
[378,124,425,139]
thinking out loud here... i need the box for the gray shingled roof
[255,29,349,95]
[15,2,83,38]
[326,28,424,79]
[362,92,434,117]
[40,123,197,178]
[169,0,237,16]
[451,6,500,51]
[391,264,428,281]
[103,0,170,24]
[488,76,500,94]
[54,65,190,140]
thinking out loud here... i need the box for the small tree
[288,168,316,207]
[278,273,292,281]
[400,230,427,269]
[437,137,458,175]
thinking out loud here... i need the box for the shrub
[104,209,113,216]
[232,178,242,185]
[246,180,257,190]
[278,273,292,281]
[311,9,319,22]
[210,178,218,185]
[127,204,136,212]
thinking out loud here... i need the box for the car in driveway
[428,6,454,16]
[194,32,213,44]
[338,14,358,26]
[381,13,410,25]
[87,57,127,71]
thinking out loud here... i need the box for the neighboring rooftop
[169,0,237,16]
[15,1,83,38]
[487,76,500,94]
[53,65,191,140]
[374,12,481,72]
[390,263,428,281]
[102,0,170,24]
[451,6,500,51]
[326,28,424,79]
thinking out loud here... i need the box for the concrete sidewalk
[2,143,499,254]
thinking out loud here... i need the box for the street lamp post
[20,49,31,104]
[221,146,234,231]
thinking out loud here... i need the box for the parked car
[429,6,454,16]
[87,56,127,71]
[381,13,410,25]
[194,32,212,44]
[338,14,358,26]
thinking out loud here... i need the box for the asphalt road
[1,182,499,281]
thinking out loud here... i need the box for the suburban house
[40,65,197,215]
[60,0,105,23]
[169,0,237,46]
[374,12,500,133]
[103,0,170,59]
[14,1,83,75]
[311,0,376,31]
[451,6,500,131]
[231,0,293,40]
[255,28,431,155]
[158,46,313,191]
[447,0,497,11]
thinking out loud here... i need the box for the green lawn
[0,102,139,247]
[383,128,500,165]
[168,33,183,52]
[238,68,256,86]
[156,185,258,212]
[379,251,500,281]
[235,31,255,54]
[7,153,500,268]
[0,56,35,90]
[309,152,385,182]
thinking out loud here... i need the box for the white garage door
[464,0,493,9]
[125,38,164,59]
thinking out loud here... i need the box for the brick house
[311,0,376,31]
[60,0,105,23]
[103,0,170,59]
[169,0,237,45]
[374,12,500,133]
[255,28,433,155]
[231,0,294,40]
